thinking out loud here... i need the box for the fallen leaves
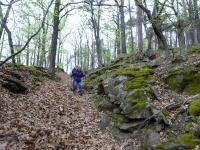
[0,72,120,150]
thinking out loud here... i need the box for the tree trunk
[115,10,120,56]
[4,25,15,67]
[128,0,134,52]
[39,23,48,67]
[0,5,3,40]
[26,17,30,66]
[49,0,60,76]
[0,30,5,60]
[193,0,200,43]
[147,29,153,50]
[119,0,126,54]
[177,21,187,60]
[137,5,143,51]
[135,0,168,53]
[91,37,95,69]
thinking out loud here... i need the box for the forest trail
[0,72,120,150]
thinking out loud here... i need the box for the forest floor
[0,72,121,150]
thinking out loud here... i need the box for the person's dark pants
[73,80,83,95]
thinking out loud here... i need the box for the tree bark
[119,0,126,54]
[177,20,187,60]
[0,30,5,60]
[48,0,60,76]
[128,0,134,52]
[0,0,53,67]
[115,10,121,56]
[135,0,168,52]
[26,17,30,66]
[4,25,15,66]
[137,5,143,51]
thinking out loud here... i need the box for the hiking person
[71,65,85,96]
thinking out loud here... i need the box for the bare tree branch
[0,0,20,6]
[0,0,54,66]
[60,1,86,12]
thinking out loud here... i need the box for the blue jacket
[72,68,84,82]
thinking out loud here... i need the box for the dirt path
[0,72,120,150]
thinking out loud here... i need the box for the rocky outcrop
[1,76,28,93]
[85,54,200,150]
[0,64,57,93]
[166,63,200,95]
[85,55,168,132]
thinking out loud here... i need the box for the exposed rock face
[85,54,200,150]
[166,63,200,95]
[0,65,55,93]
[85,56,167,133]
[2,76,28,93]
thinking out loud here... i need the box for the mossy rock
[155,133,199,150]
[2,77,28,93]
[88,71,115,86]
[177,133,199,148]
[119,89,155,118]
[110,114,127,126]
[126,88,154,102]
[188,44,200,54]
[114,66,154,77]
[166,67,200,95]
[184,123,194,133]
[124,76,156,91]
[189,98,200,117]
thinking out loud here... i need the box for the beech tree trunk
[49,0,60,76]
[135,0,168,52]
[119,0,126,54]
[137,5,143,51]
[128,0,134,52]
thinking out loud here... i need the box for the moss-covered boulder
[189,98,200,117]
[85,64,159,131]
[155,133,199,150]
[120,89,153,119]
[166,65,200,95]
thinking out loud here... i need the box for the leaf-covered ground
[0,72,120,150]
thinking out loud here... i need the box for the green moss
[155,133,199,149]
[127,88,154,101]
[189,44,200,54]
[124,77,147,90]
[177,133,198,148]
[115,66,154,77]
[28,66,41,76]
[110,114,126,126]
[124,76,156,91]
[184,80,200,95]
[128,100,146,114]
[166,67,200,95]
[189,98,200,116]
[15,62,24,69]
[184,123,194,133]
